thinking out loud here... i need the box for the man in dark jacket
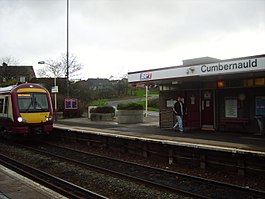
[173,96,184,132]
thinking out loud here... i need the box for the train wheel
[0,128,6,138]
[0,128,8,139]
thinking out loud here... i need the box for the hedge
[90,106,115,113]
[117,102,144,110]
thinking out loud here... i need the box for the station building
[128,54,265,134]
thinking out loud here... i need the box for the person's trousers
[173,115,183,131]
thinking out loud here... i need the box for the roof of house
[0,65,35,76]
[0,65,36,82]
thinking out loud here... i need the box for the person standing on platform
[173,96,184,132]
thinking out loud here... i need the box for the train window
[4,96,8,114]
[0,99,3,113]
[18,93,49,113]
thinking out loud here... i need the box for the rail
[18,142,265,199]
[0,154,107,199]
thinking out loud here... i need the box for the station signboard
[64,98,78,110]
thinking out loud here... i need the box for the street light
[38,61,58,121]
[145,85,148,117]
[66,0,69,97]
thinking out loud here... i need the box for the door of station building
[201,90,215,130]
[185,90,200,129]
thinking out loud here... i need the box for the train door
[185,90,200,129]
[201,90,215,130]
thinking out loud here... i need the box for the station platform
[0,165,66,199]
[54,115,265,155]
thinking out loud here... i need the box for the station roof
[128,54,265,85]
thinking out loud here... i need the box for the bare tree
[1,56,19,65]
[37,53,83,78]
[0,57,20,86]
[61,54,83,79]
[37,58,64,78]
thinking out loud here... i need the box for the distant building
[0,63,36,84]
[30,77,67,94]
[86,78,116,90]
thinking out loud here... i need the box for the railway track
[16,141,265,199]
[0,154,107,199]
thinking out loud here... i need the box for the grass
[128,90,159,97]
[136,100,159,111]
[89,99,159,112]
[89,99,108,106]
[89,89,159,111]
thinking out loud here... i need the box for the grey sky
[0,0,264,79]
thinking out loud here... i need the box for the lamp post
[38,61,58,121]
[145,85,148,117]
[66,0,70,97]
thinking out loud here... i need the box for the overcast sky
[0,0,264,79]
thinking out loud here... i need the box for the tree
[61,54,83,79]
[0,57,20,86]
[37,58,63,78]
[115,78,128,96]
[0,56,19,65]
[37,53,83,78]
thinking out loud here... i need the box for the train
[0,83,53,136]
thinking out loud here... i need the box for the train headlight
[17,117,26,123]
[46,116,53,121]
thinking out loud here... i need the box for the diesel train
[0,83,53,136]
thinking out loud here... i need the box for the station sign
[51,86,58,93]
[64,98,78,110]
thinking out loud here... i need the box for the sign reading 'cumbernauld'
[201,59,257,73]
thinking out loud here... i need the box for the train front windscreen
[17,93,49,113]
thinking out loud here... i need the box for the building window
[256,96,265,116]
[20,76,26,82]
[230,79,243,87]
[244,79,254,87]
[255,78,265,86]
[225,97,238,118]
[0,99,4,113]
[244,78,265,87]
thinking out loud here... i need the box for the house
[0,63,36,84]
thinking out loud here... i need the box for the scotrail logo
[140,72,152,80]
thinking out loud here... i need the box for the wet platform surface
[0,165,66,199]
[54,116,265,154]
